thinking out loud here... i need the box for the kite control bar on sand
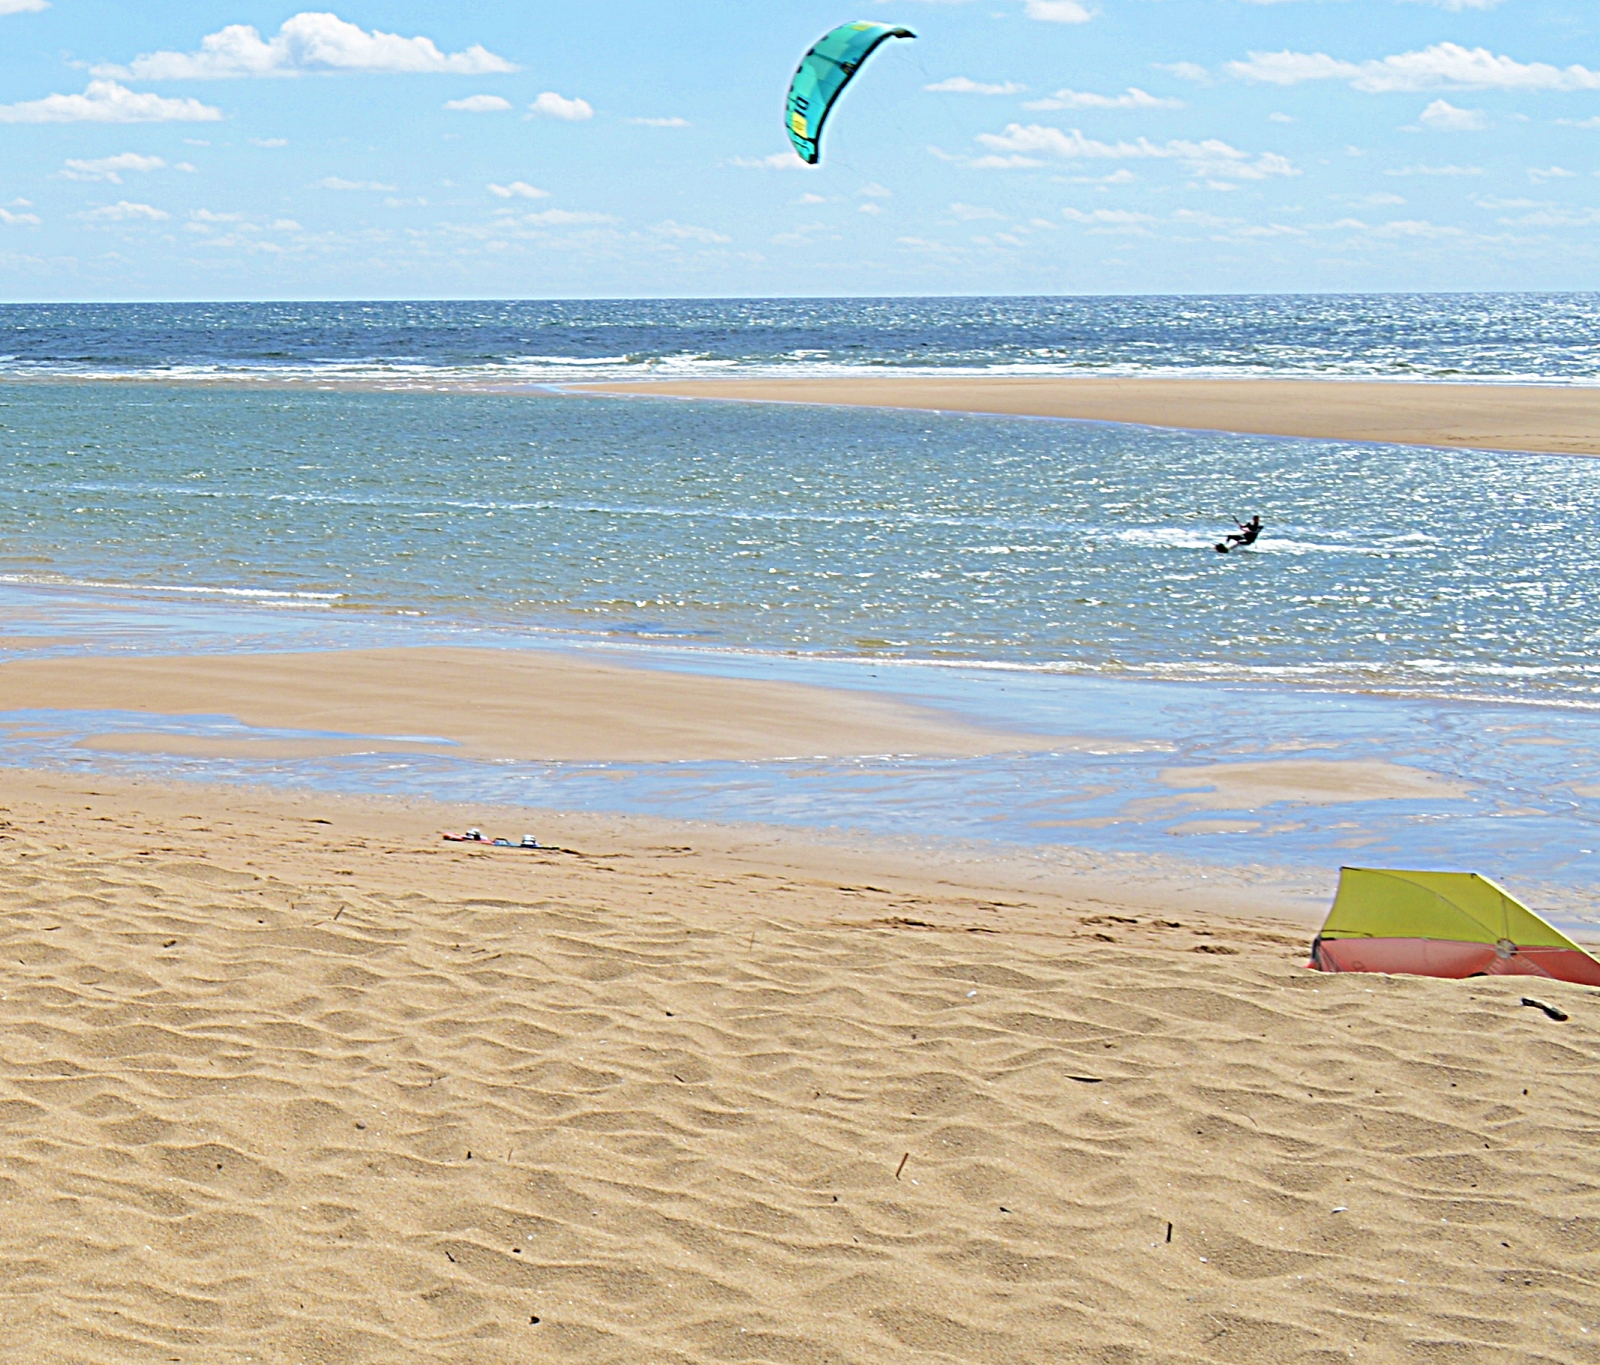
[786,21,915,166]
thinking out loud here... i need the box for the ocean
[1,295,1597,918]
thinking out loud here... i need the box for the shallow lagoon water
[0,303,1596,921]
[3,582,1599,931]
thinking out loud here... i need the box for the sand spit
[0,771,1595,1363]
[0,647,1037,764]
[574,377,1600,458]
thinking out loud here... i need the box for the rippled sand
[0,771,1594,1363]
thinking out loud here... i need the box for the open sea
[2,294,1598,924]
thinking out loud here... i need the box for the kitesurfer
[1225,514,1263,548]
[1215,514,1263,554]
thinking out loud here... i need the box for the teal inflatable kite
[786,21,915,166]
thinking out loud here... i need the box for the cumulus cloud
[1024,0,1095,21]
[315,176,397,191]
[730,151,809,170]
[1528,165,1577,182]
[1383,163,1483,176]
[528,92,592,121]
[58,152,173,182]
[76,200,170,222]
[0,0,49,12]
[488,181,548,198]
[1061,207,1156,233]
[1416,99,1487,131]
[1227,43,1600,93]
[251,137,288,147]
[948,202,1004,220]
[1024,87,1181,111]
[445,94,511,113]
[925,77,1027,95]
[522,209,617,226]
[95,12,516,80]
[650,220,731,243]
[976,124,1299,180]
[0,207,42,226]
[0,80,222,124]
[628,116,690,127]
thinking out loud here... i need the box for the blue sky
[0,0,1596,299]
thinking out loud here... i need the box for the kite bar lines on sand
[1309,867,1600,986]
[786,21,915,166]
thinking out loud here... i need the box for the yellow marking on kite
[790,112,809,138]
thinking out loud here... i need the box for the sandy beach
[0,651,1596,1361]
[576,377,1600,457]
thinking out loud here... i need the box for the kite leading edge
[786,21,916,166]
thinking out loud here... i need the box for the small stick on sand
[895,1152,910,1181]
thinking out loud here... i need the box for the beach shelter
[1309,867,1600,986]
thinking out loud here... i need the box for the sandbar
[576,376,1600,456]
[0,646,1035,763]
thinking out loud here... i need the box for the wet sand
[0,646,1037,764]
[575,377,1600,457]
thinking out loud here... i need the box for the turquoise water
[0,295,1597,911]
[3,383,1599,705]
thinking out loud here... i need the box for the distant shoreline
[572,376,1600,458]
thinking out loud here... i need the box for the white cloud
[315,177,397,191]
[1024,87,1181,111]
[488,181,548,199]
[1268,112,1297,123]
[1057,168,1138,184]
[1356,191,1407,205]
[522,209,617,226]
[191,209,246,223]
[1061,207,1156,233]
[925,77,1027,95]
[859,182,893,198]
[58,152,170,183]
[1528,165,1577,182]
[730,151,809,170]
[794,192,828,205]
[528,92,593,121]
[1024,0,1095,21]
[76,201,170,222]
[96,12,516,80]
[948,202,1003,220]
[0,207,41,226]
[859,202,882,215]
[0,79,222,124]
[1374,219,1465,238]
[445,94,511,113]
[1498,206,1600,226]
[651,220,731,243]
[1157,62,1212,84]
[977,124,1298,180]
[0,0,48,12]
[1227,43,1600,94]
[250,137,287,147]
[1416,99,1487,131]
[628,116,690,127]
[1383,163,1483,176]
